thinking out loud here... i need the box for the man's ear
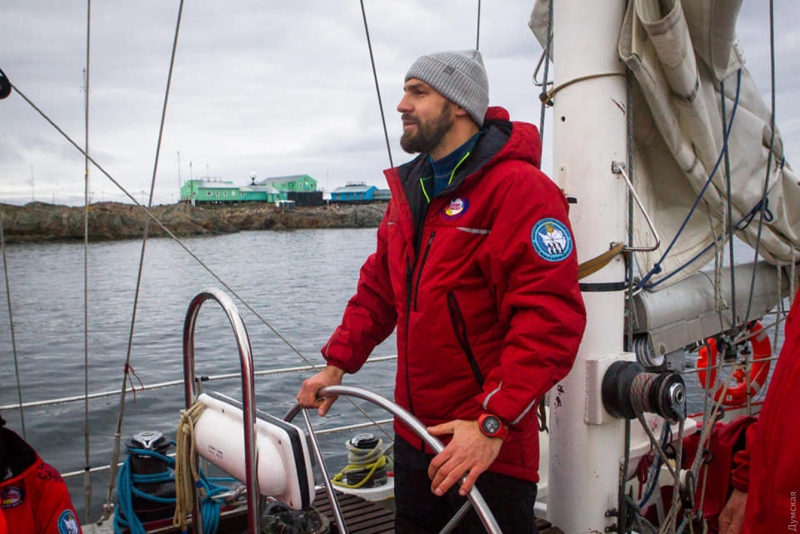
[454,106,470,118]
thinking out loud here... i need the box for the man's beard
[400,102,455,155]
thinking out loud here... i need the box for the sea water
[0,228,398,520]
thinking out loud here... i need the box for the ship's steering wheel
[285,386,503,534]
[184,287,502,534]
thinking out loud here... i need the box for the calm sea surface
[0,229,785,522]
[0,228,399,521]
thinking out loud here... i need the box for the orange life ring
[697,321,772,406]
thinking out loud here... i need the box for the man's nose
[397,94,411,113]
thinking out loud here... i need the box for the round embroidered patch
[58,510,79,534]
[1,486,24,508]
[531,218,573,261]
[441,198,469,221]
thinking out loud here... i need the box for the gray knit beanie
[405,50,489,127]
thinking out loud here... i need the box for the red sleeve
[322,204,397,374]
[475,167,586,431]
[33,461,83,534]
[730,420,756,492]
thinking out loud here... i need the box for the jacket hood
[481,106,542,170]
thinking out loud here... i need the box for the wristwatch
[478,413,510,442]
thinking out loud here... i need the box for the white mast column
[547,1,629,532]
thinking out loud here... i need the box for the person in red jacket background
[298,49,586,534]
[0,413,82,534]
[719,291,800,534]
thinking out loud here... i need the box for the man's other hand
[296,365,345,416]
[719,488,747,534]
[426,419,503,497]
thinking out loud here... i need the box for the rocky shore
[0,201,387,244]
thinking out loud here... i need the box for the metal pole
[183,288,260,533]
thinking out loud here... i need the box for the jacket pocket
[447,291,484,387]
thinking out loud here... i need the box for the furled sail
[531,0,799,290]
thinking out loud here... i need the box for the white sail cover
[531,0,800,290]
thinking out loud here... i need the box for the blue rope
[636,69,744,291]
[113,447,234,534]
[645,197,773,290]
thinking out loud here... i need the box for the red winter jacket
[730,292,800,533]
[0,428,82,534]
[323,107,586,482]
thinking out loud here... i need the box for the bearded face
[400,99,456,155]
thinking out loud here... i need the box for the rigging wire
[635,69,743,291]
[101,0,185,521]
[720,79,737,329]
[475,0,481,50]
[741,0,782,418]
[0,356,398,413]
[82,0,93,522]
[742,0,778,330]
[537,0,553,143]
[0,207,25,439]
[358,0,393,169]
[642,198,772,290]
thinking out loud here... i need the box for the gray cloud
[1,1,797,205]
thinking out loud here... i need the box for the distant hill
[0,201,387,244]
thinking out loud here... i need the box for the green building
[180,179,242,204]
[180,179,281,204]
[257,174,318,193]
[239,184,281,203]
[179,174,317,205]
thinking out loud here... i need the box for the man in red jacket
[718,292,800,534]
[0,414,82,534]
[298,49,586,534]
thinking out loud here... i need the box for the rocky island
[0,201,387,244]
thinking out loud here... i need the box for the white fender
[193,392,315,510]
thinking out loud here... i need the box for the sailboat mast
[547,1,629,532]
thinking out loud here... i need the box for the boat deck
[314,488,564,534]
[90,487,564,533]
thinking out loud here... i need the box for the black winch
[122,430,176,523]
[602,361,686,422]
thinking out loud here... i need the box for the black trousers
[393,436,539,534]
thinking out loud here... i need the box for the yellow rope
[331,456,389,490]
[578,242,626,280]
[330,438,393,490]
[173,402,206,530]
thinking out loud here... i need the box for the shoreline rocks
[0,201,387,244]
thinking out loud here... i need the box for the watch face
[482,416,501,435]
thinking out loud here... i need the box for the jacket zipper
[413,231,435,312]
[404,257,415,415]
[402,231,435,418]
[447,291,485,387]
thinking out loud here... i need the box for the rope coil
[173,402,206,530]
[331,435,394,490]
[114,435,232,534]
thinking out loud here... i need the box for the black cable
[359,0,393,169]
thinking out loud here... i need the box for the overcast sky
[1,1,798,206]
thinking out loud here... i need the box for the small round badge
[531,218,573,262]
[441,198,469,221]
